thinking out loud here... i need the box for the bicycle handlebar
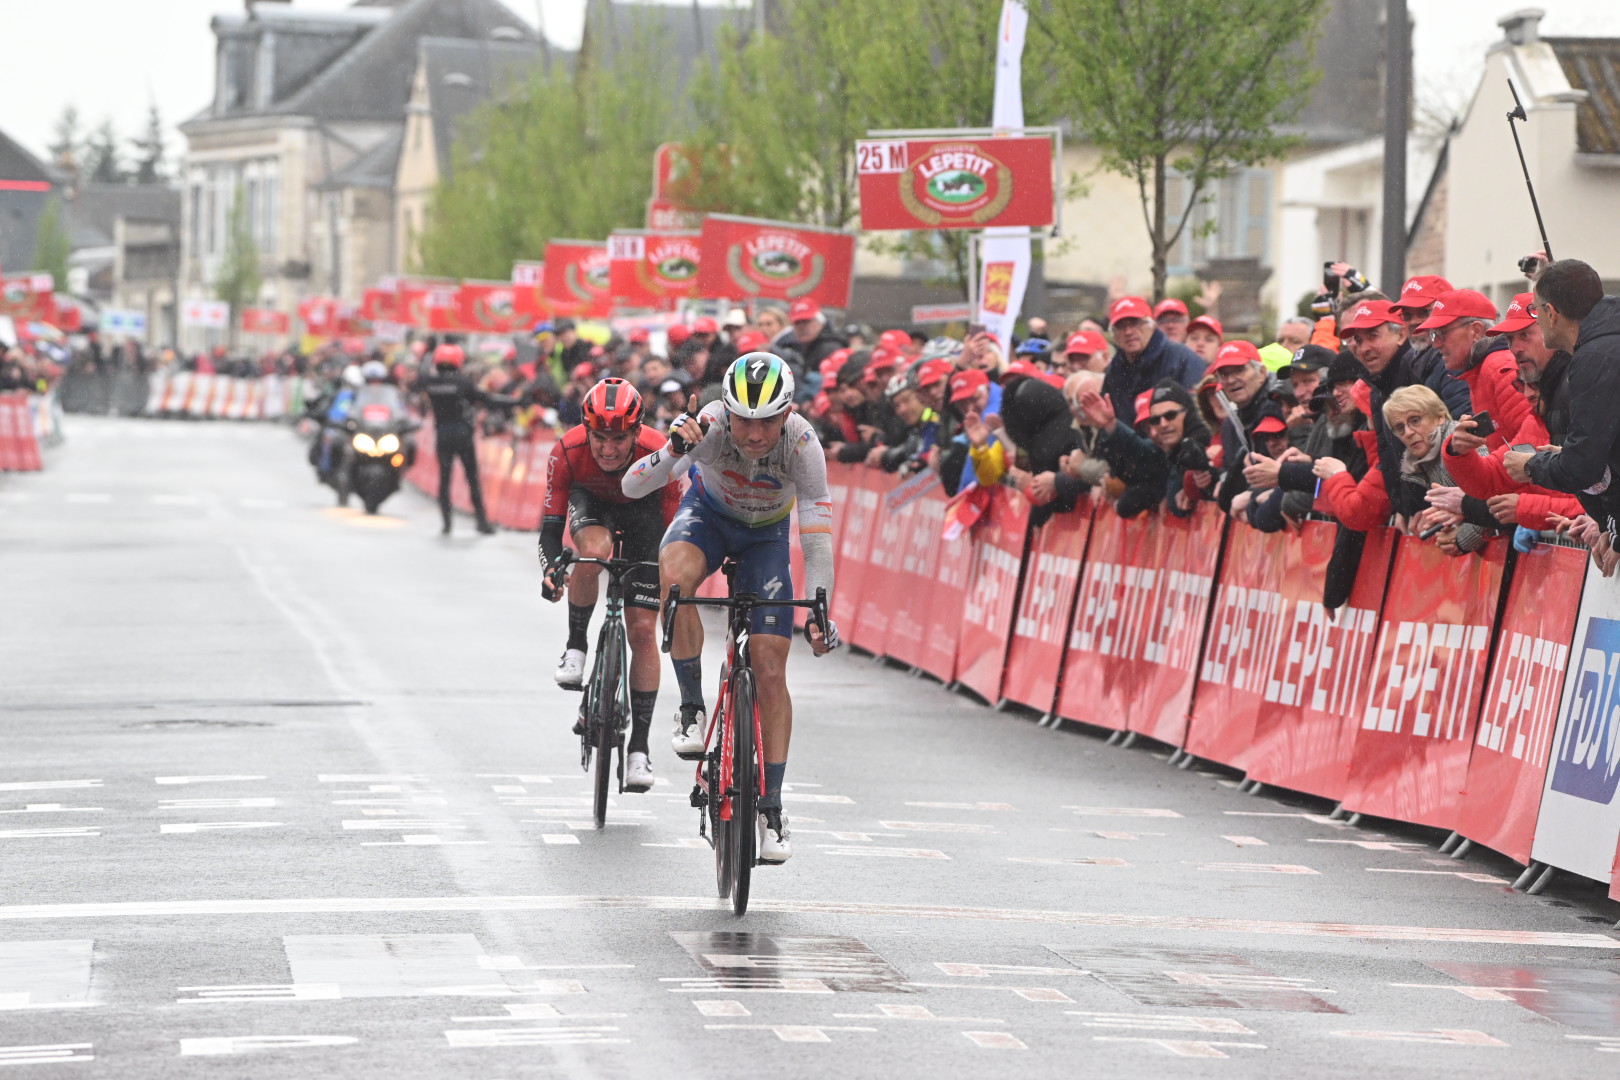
[660,583,830,656]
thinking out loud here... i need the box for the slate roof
[0,128,64,186]
[1548,38,1620,155]
[324,128,404,190]
[419,37,544,176]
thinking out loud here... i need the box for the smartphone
[1470,411,1495,438]
[1511,443,1536,454]
[965,322,987,337]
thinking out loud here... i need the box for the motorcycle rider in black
[416,343,516,536]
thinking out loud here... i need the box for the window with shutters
[1163,168,1273,276]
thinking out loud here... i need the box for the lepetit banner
[695,215,855,309]
[609,230,701,307]
[0,273,56,323]
[856,136,1054,231]
[542,241,613,319]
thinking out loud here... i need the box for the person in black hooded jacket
[1076,379,1211,517]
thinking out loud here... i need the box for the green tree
[82,118,126,185]
[131,103,167,185]
[30,197,71,290]
[47,105,81,184]
[1033,0,1326,300]
[214,187,261,346]
[415,30,683,278]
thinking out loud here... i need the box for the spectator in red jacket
[1416,289,1529,453]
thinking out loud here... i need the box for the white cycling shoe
[671,706,707,760]
[623,752,654,792]
[554,648,586,690]
[757,809,791,864]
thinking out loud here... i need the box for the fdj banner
[609,231,701,307]
[695,215,855,309]
[1532,559,1620,885]
[856,137,1054,231]
[542,241,613,319]
[1340,538,1507,831]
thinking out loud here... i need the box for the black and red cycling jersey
[538,425,681,566]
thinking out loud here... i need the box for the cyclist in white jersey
[622,352,838,863]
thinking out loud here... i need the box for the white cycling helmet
[360,360,388,382]
[341,364,363,388]
[722,352,795,419]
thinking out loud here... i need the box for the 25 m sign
[856,137,1054,231]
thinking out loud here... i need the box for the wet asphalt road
[0,415,1617,1078]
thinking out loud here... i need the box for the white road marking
[0,828,99,839]
[177,984,341,1004]
[818,846,949,859]
[542,835,580,845]
[319,775,429,784]
[282,935,584,1000]
[1093,1036,1264,1058]
[340,820,466,830]
[0,1043,94,1065]
[662,977,833,995]
[476,958,634,972]
[159,798,277,810]
[908,982,1073,1002]
[936,964,1091,979]
[237,498,286,510]
[0,942,95,1011]
[783,794,856,804]
[65,494,111,504]
[835,1004,1004,1023]
[151,494,200,506]
[695,1000,749,1017]
[0,896,1609,947]
[1069,1012,1258,1033]
[361,836,487,847]
[1191,862,1320,874]
[1063,807,1182,818]
[331,797,448,806]
[1389,983,1548,1001]
[445,1027,625,1047]
[642,838,709,849]
[160,822,282,834]
[1368,869,1510,884]
[1008,857,1128,867]
[1568,1035,1620,1052]
[155,776,266,785]
[180,1035,357,1057]
[0,780,100,792]
[963,1031,1027,1049]
[1221,836,1268,847]
[1309,839,1426,851]
[878,821,995,833]
[1330,1029,1508,1046]
[0,805,101,815]
[705,1024,875,1043]
[905,802,1016,811]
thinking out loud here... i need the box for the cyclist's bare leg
[752,633,792,763]
[626,608,659,691]
[659,540,708,661]
[567,525,611,607]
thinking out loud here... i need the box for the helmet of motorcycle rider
[433,343,465,368]
[722,352,794,419]
[360,360,388,382]
[581,377,643,433]
[342,364,364,388]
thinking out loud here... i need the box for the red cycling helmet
[582,377,643,433]
[433,343,465,368]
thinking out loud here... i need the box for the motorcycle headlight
[352,433,377,455]
[377,433,401,455]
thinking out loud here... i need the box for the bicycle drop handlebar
[660,583,831,656]
[550,548,660,594]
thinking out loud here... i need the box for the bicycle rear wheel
[729,668,758,917]
[591,623,624,831]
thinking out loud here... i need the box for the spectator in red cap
[787,298,848,372]
[1100,295,1207,426]
[944,367,1007,494]
[1207,340,1284,511]
[1417,290,1528,458]
[1390,274,1451,335]
[1387,273,1472,419]
[1063,330,1110,373]
[1153,298,1190,343]
[1185,316,1223,365]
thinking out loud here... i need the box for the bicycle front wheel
[729,668,758,917]
[591,623,624,831]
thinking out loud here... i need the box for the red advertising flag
[954,485,1032,705]
[361,288,399,324]
[542,241,613,319]
[456,281,532,333]
[609,231,702,307]
[1455,541,1587,863]
[1241,526,1395,802]
[0,273,55,322]
[856,136,1054,231]
[1341,538,1509,830]
[1002,504,1093,714]
[240,308,290,335]
[696,215,855,309]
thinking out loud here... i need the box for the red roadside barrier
[829,464,881,641]
[1055,502,1221,742]
[954,486,1031,704]
[884,472,950,671]
[1002,501,1093,714]
[0,392,42,472]
[1242,526,1396,801]
[1455,541,1586,863]
[853,470,905,652]
[1340,537,1508,830]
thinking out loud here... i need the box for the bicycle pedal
[689,784,707,809]
[558,681,584,693]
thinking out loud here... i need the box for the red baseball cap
[692,316,719,335]
[1390,274,1453,311]
[1340,300,1403,332]
[1133,390,1155,426]
[571,362,595,380]
[878,329,911,353]
[1108,296,1152,325]
[667,324,692,347]
[1154,298,1189,319]
[1253,415,1287,435]
[1188,315,1223,338]
[627,328,650,344]
[1209,339,1262,372]
[948,367,990,404]
[1416,289,1498,331]
[789,298,821,322]
[732,329,768,353]
[1064,330,1108,356]
[914,358,954,389]
[1489,292,1537,335]
[1000,359,1047,385]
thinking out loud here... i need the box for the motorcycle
[333,400,415,514]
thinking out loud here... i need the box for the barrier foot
[1327,803,1347,820]
[946,681,960,694]
[1438,831,1462,854]
[1247,782,1266,798]
[995,698,1015,713]
[1036,712,1054,728]
[908,666,922,678]
[1525,865,1558,895]
[1449,839,1473,861]
[1345,813,1363,827]
[1510,862,1543,891]
[1048,716,1066,732]
[1117,731,1138,750]
[1166,749,1185,767]
[1176,753,1196,771]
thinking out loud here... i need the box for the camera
[1322,262,1370,296]
[1308,387,1333,415]
[1518,254,1546,276]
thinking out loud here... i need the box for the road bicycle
[662,561,829,916]
[552,545,659,829]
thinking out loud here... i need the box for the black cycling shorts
[567,488,664,610]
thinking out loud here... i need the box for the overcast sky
[6,0,1620,168]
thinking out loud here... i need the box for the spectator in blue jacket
[1100,296,1207,424]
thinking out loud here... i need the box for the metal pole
[1380,0,1410,293]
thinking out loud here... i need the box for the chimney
[1498,8,1544,47]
